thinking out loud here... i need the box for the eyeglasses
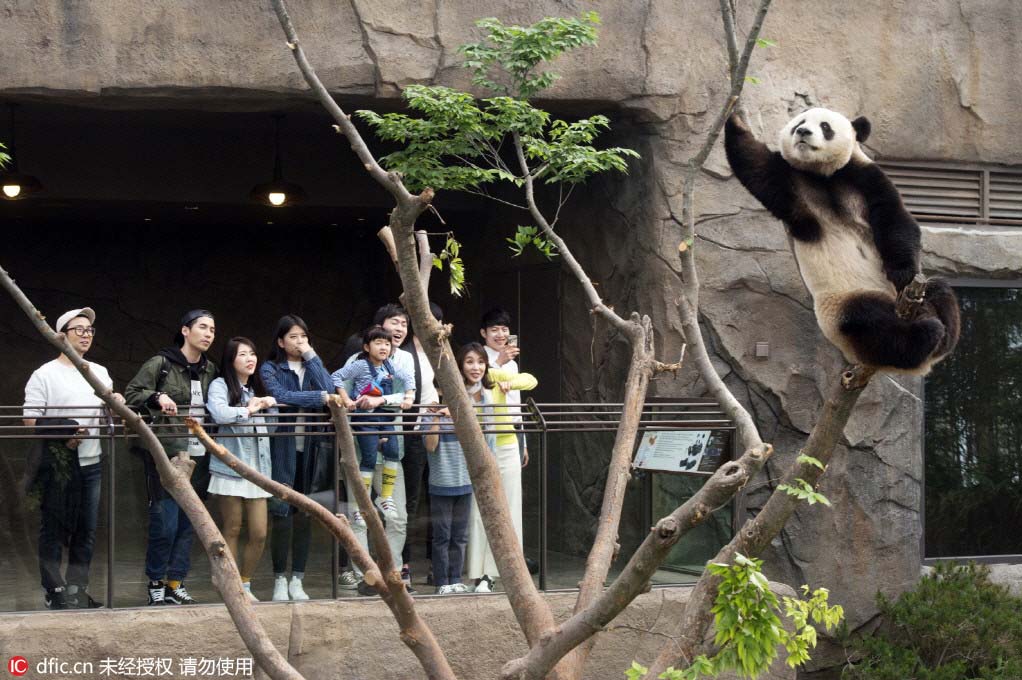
[66,327,96,337]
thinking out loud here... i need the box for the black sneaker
[44,587,69,610]
[69,590,103,609]
[473,575,494,593]
[165,583,198,605]
[525,557,540,575]
[356,580,378,597]
[148,580,167,606]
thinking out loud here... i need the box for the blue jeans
[38,461,102,591]
[145,495,195,582]
[143,452,209,582]
[354,411,399,471]
[431,493,471,587]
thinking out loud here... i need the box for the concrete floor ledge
[0,586,795,680]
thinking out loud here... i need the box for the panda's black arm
[724,115,819,240]
[848,163,922,291]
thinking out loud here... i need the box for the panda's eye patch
[820,121,834,140]
[792,119,806,135]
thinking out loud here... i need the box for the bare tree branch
[501,443,773,680]
[324,400,459,680]
[644,366,875,678]
[677,0,773,453]
[0,265,305,680]
[512,132,635,338]
[270,0,412,202]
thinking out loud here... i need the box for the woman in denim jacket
[207,337,277,602]
[258,314,333,601]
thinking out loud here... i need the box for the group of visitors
[22,303,535,609]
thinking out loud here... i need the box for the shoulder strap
[155,356,170,393]
[383,359,394,376]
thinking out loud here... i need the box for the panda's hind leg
[922,278,960,359]
[838,292,945,371]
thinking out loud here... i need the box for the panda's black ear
[852,116,871,143]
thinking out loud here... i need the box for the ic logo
[7,656,28,676]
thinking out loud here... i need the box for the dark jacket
[125,348,218,454]
[259,350,333,508]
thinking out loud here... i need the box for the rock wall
[2,0,1022,671]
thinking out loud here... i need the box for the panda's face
[778,108,868,176]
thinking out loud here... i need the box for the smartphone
[507,334,518,347]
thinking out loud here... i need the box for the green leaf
[624,661,648,680]
[796,454,825,470]
[756,38,777,47]
[745,75,761,84]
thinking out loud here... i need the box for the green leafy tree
[355,13,640,291]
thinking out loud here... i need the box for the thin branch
[512,131,635,338]
[462,187,531,211]
[0,264,305,680]
[550,183,576,228]
[676,0,773,453]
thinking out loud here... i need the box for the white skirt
[208,472,271,500]
[465,440,523,580]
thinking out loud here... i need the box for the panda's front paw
[726,111,749,133]
[886,267,917,292]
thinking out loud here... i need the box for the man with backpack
[125,309,218,606]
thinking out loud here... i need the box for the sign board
[633,430,727,474]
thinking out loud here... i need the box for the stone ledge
[0,586,796,679]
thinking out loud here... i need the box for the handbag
[306,436,337,495]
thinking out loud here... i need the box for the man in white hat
[22,307,124,609]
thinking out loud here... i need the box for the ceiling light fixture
[250,113,305,208]
[0,103,43,200]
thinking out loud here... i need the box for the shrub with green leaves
[843,562,1022,680]
[627,554,843,679]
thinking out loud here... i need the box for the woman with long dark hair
[461,341,537,593]
[259,314,334,601]
[206,337,276,602]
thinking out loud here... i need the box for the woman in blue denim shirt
[258,314,333,601]
[207,337,277,602]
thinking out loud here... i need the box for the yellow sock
[380,461,399,499]
[167,580,182,590]
[361,470,373,491]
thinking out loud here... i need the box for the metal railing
[0,399,735,606]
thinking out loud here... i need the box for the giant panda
[723,107,959,375]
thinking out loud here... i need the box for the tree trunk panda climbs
[723,107,960,375]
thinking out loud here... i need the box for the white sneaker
[436,584,454,595]
[272,576,289,601]
[352,510,367,527]
[338,570,359,590]
[473,575,493,593]
[288,576,310,601]
[451,582,469,594]
[242,582,259,603]
[376,496,399,520]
